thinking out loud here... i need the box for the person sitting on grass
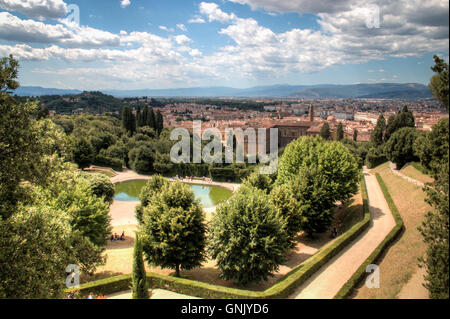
[86,292,94,299]
[120,231,125,241]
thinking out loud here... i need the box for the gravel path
[291,168,396,299]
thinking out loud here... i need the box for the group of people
[110,231,125,242]
[173,175,213,184]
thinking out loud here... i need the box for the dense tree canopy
[384,127,419,169]
[141,182,206,277]
[429,55,449,111]
[208,187,290,285]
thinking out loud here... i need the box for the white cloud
[188,16,206,24]
[120,0,131,8]
[228,0,353,14]
[200,2,237,23]
[0,0,68,19]
[174,35,192,45]
[159,25,174,32]
[176,24,187,32]
[0,12,120,47]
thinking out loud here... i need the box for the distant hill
[15,83,432,99]
[289,83,432,99]
[15,86,82,96]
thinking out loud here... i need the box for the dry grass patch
[353,165,430,299]
[400,164,434,184]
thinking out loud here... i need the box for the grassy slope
[400,164,434,184]
[353,163,430,298]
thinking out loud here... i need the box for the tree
[336,122,344,141]
[142,106,149,127]
[156,110,164,135]
[414,118,449,175]
[49,172,112,247]
[290,168,335,236]
[241,169,273,193]
[83,173,115,203]
[370,115,386,146]
[136,105,142,128]
[132,233,150,299]
[135,175,167,224]
[122,106,136,135]
[141,182,206,277]
[384,127,419,169]
[419,160,449,299]
[276,137,359,205]
[147,108,156,130]
[429,55,449,111]
[320,122,331,140]
[208,187,290,285]
[72,137,95,169]
[269,184,302,246]
[385,107,415,142]
[0,206,74,298]
[128,146,155,174]
[353,129,358,142]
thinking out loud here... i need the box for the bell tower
[309,104,314,122]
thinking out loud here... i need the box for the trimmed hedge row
[334,173,404,299]
[68,177,371,299]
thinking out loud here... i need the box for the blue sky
[0,0,448,90]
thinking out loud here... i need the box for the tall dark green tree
[353,129,358,142]
[385,107,415,142]
[121,106,136,135]
[136,105,142,128]
[72,137,95,170]
[132,233,150,299]
[336,122,344,141]
[370,115,386,146]
[384,127,419,169]
[142,106,149,127]
[156,110,164,135]
[320,122,331,140]
[147,108,156,130]
[418,57,450,298]
[429,55,449,111]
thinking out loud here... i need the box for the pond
[114,180,233,209]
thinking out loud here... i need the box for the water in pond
[114,180,233,209]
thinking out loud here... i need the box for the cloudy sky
[0,0,448,90]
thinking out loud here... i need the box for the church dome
[327,115,336,121]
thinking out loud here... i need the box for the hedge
[94,155,123,172]
[68,176,371,299]
[334,173,404,299]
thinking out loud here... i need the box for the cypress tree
[156,110,163,135]
[132,233,150,299]
[136,106,142,128]
[142,106,149,127]
[148,108,156,130]
[320,122,331,140]
[353,129,358,142]
[336,122,344,141]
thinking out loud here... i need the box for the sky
[0,0,448,90]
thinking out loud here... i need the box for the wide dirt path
[291,168,396,299]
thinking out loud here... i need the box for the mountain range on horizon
[15,83,433,99]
